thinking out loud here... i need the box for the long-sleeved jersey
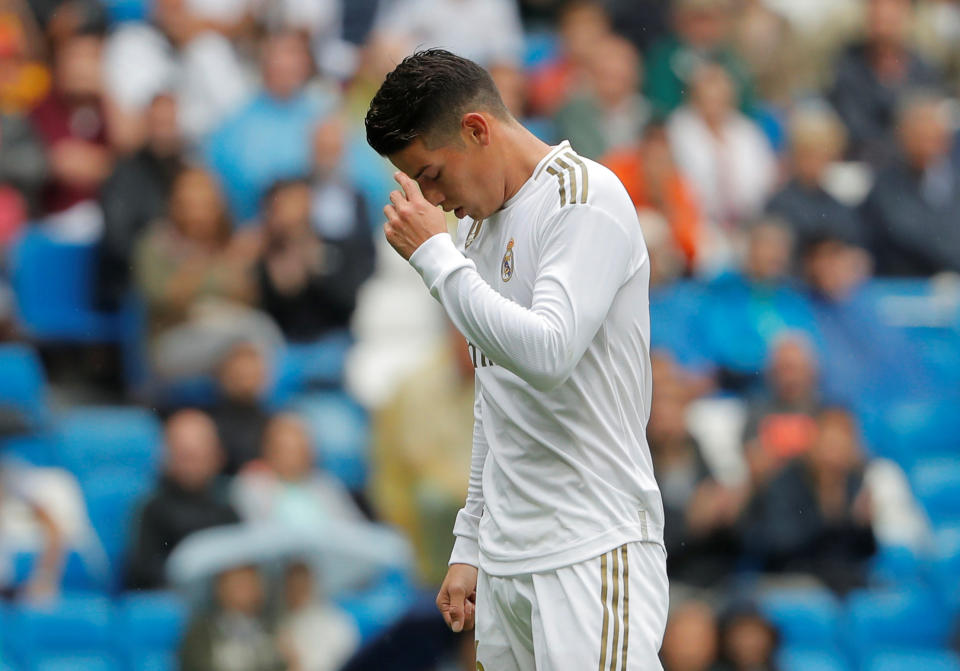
[409,141,665,576]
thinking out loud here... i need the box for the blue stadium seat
[269,331,353,406]
[0,601,10,663]
[83,470,153,572]
[910,458,960,528]
[845,587,952,663]
[100,0,150,22]
[649,281,712,371]
[862,279,960,394]
[33,656,123,671]
[54,407,162,484]
[0,344,48,426]
[927,526,960,614]
[0,433,57,467]
[125,653,176,671]
[11,551,110,593]
[335,569,416,643]
[778,647,850,671]
[867,650,960,671]
[9,229,123,342]
[5,594,113,666]
[870,545,924,588]
[869,398,960,467]
[115,592,188,671]
[288,391,370,491]
[761,587,843,649]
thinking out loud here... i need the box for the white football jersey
[409,141,665,576]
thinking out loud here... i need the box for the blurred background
[0,0,959,669]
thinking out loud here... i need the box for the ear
[461,112,491,147]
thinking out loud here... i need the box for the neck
[498,121,553,206]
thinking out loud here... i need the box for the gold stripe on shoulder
[545,165,567,208]
[555,157,577,206]
[534,144,569,179]
[565,152,589,204]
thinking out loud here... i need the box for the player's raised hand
[383,171,448,260]
[436,563,478,633]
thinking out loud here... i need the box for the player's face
[389,123,502,221]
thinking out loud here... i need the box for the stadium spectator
[649,353,747,588]
[526,0,612,117]
[662,600,722,671]
[133,166,280,382]
[731,0,803,110]
[29,26,112,240]
[488,62,554,140]
[256,172,373,343]
[828,0,942,166]
[210,342,273,476]
[25,0,107,38]
[603,121,703,271]
[205,29,334,222]
[0,2,48,228]
[336,34,408,218]
[766,103,863,261]
[96,93,184,310]
[179,564,291,671]
[716,602,781,671]
[553,34,649,159]
[256,1,354,82]
[0,0,50,114]
[276,560,360,671]
[667,63,777,271]
[644,0,755,117]
[742,334,821,485]
[859,92,960,276]
[607,0,671,53]
[232,413,363,529]
[126,409,238,590]
[102,0,252,144]
[744,407,877,594]
[640,210,689,289]
[0,111,46,243]
[371,325,474,585]
[0,460,91,603]
[802,235,931,403]
[371,0,524,68]
[912,0,960,91]
[698,220,818,390]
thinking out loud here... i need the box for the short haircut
[365,48,510,156]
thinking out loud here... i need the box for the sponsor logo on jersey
[501,238,515,282]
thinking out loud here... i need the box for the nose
[422,185,444,207]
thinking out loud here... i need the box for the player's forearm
[411,234,589,391]
[411,228,631,391]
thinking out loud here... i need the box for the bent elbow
[525,360,576,393]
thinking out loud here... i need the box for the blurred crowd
[1,0,960,670]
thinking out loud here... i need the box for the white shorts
[475,542,669,671]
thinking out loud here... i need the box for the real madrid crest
[501,238,515,282]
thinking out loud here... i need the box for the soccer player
[365,49,668,670]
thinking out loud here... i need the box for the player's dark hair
[365,49,511,156]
